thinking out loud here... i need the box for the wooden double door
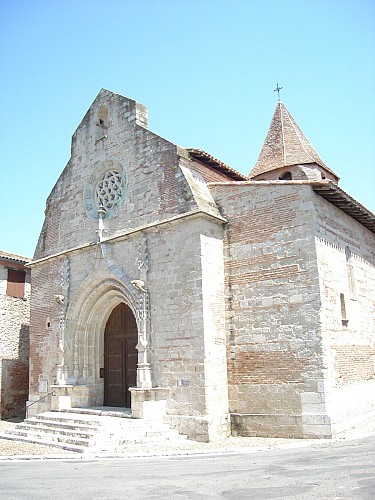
[104,303,138,408]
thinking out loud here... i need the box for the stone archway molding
[51,240,154,416]
[65,276,139,387]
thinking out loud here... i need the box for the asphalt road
[0,436,374,499]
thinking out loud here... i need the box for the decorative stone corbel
[96,205,107,242]
[54,294,65,305]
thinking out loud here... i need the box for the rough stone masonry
[24,90,375,441]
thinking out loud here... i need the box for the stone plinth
[50,384,101,412]
[129,387,169,420]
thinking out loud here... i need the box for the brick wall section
[0,262,30,418]
[135,129,196,216]
[314,193,375,432]
[1,358,29,418]
[210,182,327,437]
[29,260,62,394]
[179,157,234,183]
[218,190,303,243]
[334,346,375,383]
[229,350,309,385]
[38,203,62,256]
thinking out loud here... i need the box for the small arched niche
[279,171,292,180]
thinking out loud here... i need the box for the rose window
[95,170,124,210]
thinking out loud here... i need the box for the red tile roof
[249,102,339,180]
[187,148,248,181]
[0,250,32,264]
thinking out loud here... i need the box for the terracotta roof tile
[187,148,248,181]
[249,102,339,179]
[0,250,32,264]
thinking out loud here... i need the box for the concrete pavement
[1,435,374,499]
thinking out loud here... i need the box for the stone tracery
[83,159,127,220]
[95,170,124,210]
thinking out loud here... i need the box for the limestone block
[300,392,324,404]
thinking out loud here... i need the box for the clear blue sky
[1,0,374,258]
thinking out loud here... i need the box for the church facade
[27,90,375,441]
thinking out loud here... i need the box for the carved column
[132,234,152,388]
[55,257,70,385]
[135,289,152,388]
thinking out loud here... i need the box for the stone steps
[0,407,186,453]
[62,407,132,418]
[1,430,92,452]
[14,423,96,440]
[25,415,101,431]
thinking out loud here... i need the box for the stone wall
[29,90,232,440]
[314,193,375,434]
[29,213,229,440]
[29,90,374,442]
[149,217,229,440]
[211,182,330,438]
[34,90,198,261]
[0,261,30,418]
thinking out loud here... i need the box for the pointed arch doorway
[104,303,138,407]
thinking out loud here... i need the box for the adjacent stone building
[26,90,375,441]
[0,251,31,418]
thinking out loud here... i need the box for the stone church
[27,89,375,441]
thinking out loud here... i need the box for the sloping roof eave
[312,182,375,234]
[187,148,248,181]
[208,179,375,234]
[0,251,32,265]
[250,161,339,180]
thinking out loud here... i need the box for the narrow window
[345,246,356,300]
[340,293,348,326]
[97,106,108,129]
[6,269,26,298]
[96,105,109,142]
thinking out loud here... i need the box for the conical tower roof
[249,102,338,180]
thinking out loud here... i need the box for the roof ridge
[283,104,317,165]
[280,102,286,166]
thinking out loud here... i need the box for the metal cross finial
[274,81,283,101]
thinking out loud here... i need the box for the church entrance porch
[104,303,137,408]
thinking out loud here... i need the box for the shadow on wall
[0,324,29,420]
